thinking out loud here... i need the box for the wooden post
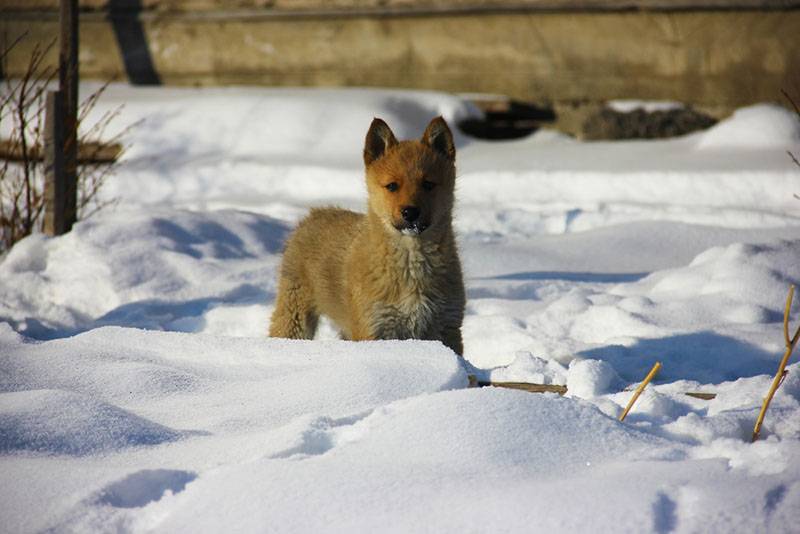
[45,0,78,235]
[59,0,78,232]
[44,91,67,236]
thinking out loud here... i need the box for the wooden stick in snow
[468,374,714,399]
[478,380,567,395]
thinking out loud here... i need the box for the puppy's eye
[422,180,436,191]
[385,182,399,192]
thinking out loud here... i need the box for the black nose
[401,206,420,223]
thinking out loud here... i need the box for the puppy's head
[363,117,456,237]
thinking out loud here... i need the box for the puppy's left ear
[421,116,455,161]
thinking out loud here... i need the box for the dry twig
[619,361,662,422]
[752,285,800,442]
[0,38,56,250]
[784,89,800,200]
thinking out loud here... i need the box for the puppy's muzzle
[397,206,428,235]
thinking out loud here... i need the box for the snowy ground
[2,85,800,533]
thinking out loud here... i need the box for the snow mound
[342,388,668,473]
[0,389,182,456]
[0,326,467,433]
[146,388,673,532]
[0,208,289,338]
[487,350,567,384]
[563,239,800,383]
[639,240,800,311]
[697,104,800,149]
[567,359,625,398]
[470,237,799,385]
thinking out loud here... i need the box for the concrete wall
[3,1,799,126]
[3,1,797,12]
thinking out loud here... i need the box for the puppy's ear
[421,116,455,161]
[364,118,398,166]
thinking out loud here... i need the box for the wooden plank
[0,139,122,164]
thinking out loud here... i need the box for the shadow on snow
[480,271,650,284]
[580,331,778,384]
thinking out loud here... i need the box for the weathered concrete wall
[2,1,797,12]
[3,3,799,125]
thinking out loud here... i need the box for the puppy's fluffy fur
[269,116,465,355]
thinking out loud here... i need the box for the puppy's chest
[370,289,439,340]
[368,246,448,339]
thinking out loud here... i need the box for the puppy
[269,116,464,355]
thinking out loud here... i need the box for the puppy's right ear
[364,118,398,166]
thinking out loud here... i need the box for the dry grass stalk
[0,38,57,250]
[752,284,800,442]
[784,89,800,200]
[619,361,662,422]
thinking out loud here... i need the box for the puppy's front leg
[441,324,464,356]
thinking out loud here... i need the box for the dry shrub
[784,89,800,200]
[1,33,133,254]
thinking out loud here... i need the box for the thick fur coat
[269,117,465,355]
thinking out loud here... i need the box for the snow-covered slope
[2,86,800,533]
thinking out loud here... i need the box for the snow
[697,104,800,150]
[566,358,624,398]
[2,85,800,532]
[607,99,684,113]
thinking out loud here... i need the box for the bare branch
[788,150,800,168]
[1,33,123,253]
[0,31,30,62]
[784,285,795,347]
[753,284,800,441]
[782,88,800,117]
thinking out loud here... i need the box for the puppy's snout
[401,206,420,223]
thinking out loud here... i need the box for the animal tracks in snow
[267,409,378,460]
[763,483,787,516]
[96,469,197,509]
[651,491,678,534]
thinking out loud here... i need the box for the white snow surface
[2,85,800,533]
[607,99,685,113]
